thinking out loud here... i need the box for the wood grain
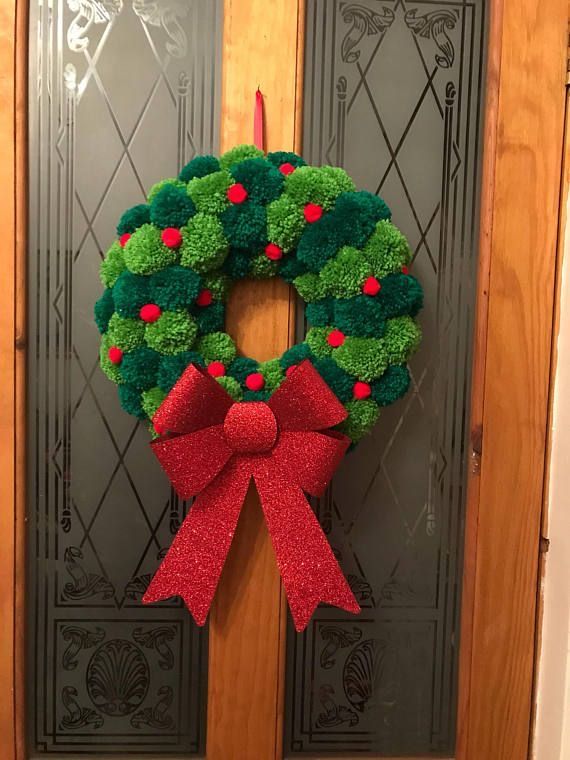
[206,2,304,758]
[458,1,568,758]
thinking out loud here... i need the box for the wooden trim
[206,2,305,758]
[0,0,27,758]
[456,1,568,759]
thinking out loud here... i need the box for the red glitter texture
[304,203,323,223]
[327,329,345,347]
[140,304,162,323]
[227,183,248,204]
[161,227,182,248]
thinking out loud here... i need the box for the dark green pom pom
[112,271,150,318]
[335,190,391,224]
[280,343,314,370]
[279,256,307,283]
[120,347,161,390]
[149,185,196,229]
[314,357,354,403]
[243,389,271,402]
[157,351,205,393]
[149,265,201,311]
[230,158,284,203]
[196,301,225,334]
[118,384,146,419]
[334,295,386,337]
[228,357,259,384]
[306,298,334,327]
[179,155,220,182]
[117,204,151,236]
[371,365,410,405]
[266,151,307,170]
[379,273,424,319]
[223,248,251,279]
[221,202,267,249]
[94,289,115,333]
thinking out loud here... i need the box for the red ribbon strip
[254,88,264,151]
[143,361,361,631]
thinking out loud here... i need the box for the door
[0,1,567,759]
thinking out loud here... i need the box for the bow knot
[142,360,361,631]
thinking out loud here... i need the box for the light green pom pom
[187,170,233,214]
[219,144,264,169]
[123,224,177,275]
[267,196,306,252]
[99,335,123,383]
[363,220,412,277]
[141,386,167,419]
[259,358,284,392]
[145,311,198,355]
[334,336,388,381]
[215,375,243,401]
[100,241,126,288]
[320,246,370,298]
[285,165,355,209]
[382,316,422,363]
[106,313,145,351]
[293,273,326,302]
[196,332,237,364]
[202,272,231,301]
[339,399,380,441]
[306,327,334,358]
[147,177,186,203]
[250,254,278,279]
[180,213,228,273]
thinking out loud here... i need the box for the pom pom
[362,275,381,296]
[207,361,226,377]
[161,227,183,248]
[94,289,115,334]
[157,351,204,393]
[327,329,345,347]
[196,288,213,306]
[219,144,264,169]
[266,150,307,171]
[230,158,284,203]
[106,313,145,352]
[149,265,201,311]
[123,224,177,275]
[145,311,198,355]
[179,155,220,182]
[119,233,131,247]
[353,381,371,400]
[304,203,323,223]
[215,375,243,401]
[113,271,150,318]
[402,265,409,274]
[279,162,295,175]
[108,346,123,364]
[221,202,267,250]
[118,384,146,419]
[117,204,150,236]
[180,213,228,272]
[196,332,237,364]
[266,195,305,252]
[245,372,265,391]
[265,243,283,261]
[228,357,259,383]
[150,184,196,229]
[195,301,225,334]
[140,303,162,323]
[187,170,233,213]
[120,347,160,390]
[100,241,126,288]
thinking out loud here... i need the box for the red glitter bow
[142,360,361,631]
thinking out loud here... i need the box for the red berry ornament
[119,233,131,247]
[207,361,226,377]
[245,372,265,391]
[401,265,410,275]
[264,243,283,261]
[196,289,213,307]
[304,203,323,223]
[279,162,295,175]
[108,346,123,364]
[362,276,381,296]
[353,381,371,400]
[140,303,162,323]
[327,329,345,348]
[227,183,248,204]
[161,227,182,248]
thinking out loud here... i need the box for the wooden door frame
[0,0,567,758]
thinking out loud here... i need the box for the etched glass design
[27,0,222,753]
[285,0,487,754]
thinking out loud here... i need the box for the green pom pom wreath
[96,145,423,444]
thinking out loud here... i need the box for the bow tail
[254,475,360,632]
[143,461,251,626]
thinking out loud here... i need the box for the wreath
[95,143,422,446]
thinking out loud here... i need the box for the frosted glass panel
[285,0,487,754]
[27,0,222,753]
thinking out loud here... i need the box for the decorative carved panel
[285,0,487,754]
[27,0,222,753]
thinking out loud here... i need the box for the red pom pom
[140,303,162,323]
[245,372,265,391]
[264,243,283,261]
[207,361,226,377]
[401,265,410,275]
[161,227,182,248]
[119,233,131,247]
[108,346,123,364]
[327,329,345,348]
[196,288,213,307]
[362,276,381,296]
[304,203,323,223]
[353,381,371,400]
[227,183,248,204]
[279,162,295,175]
[285,364,298,378]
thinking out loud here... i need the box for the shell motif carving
[86,639,150,716]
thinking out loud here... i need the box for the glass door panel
[27,0,222,753]
[285,0,488,754]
